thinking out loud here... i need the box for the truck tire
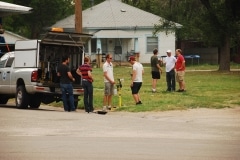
[16,85,29,109]
[29,94,41,109]
[0,95,9,104]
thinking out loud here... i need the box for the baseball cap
[128,56,136,62]
[166,50,172,53]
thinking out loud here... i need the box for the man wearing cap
[128,56,144,105]
[165,50,177,91]
[150,48,163,93]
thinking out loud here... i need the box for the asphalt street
[0,103,239,160]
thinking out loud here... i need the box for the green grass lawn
[52,63,240,112]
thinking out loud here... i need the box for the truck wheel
[29,94,41,109]
[0,95,9,104]
[16,85,29,109]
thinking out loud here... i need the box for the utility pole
[75,0,82,33]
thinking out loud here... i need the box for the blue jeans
[82,80,93,112]
[60,83,75,111]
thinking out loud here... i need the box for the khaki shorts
[104,82,114,96]
[176,71,185,82]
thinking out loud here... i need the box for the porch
[88,50,136,68]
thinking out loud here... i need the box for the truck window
[0,53,8,68]
[5,57,14,67]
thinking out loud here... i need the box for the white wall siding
[88,29,176,64]
[136,31,176,63]
[158,32,176,57]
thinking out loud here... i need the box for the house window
[101,39,108,53]
[147,37,158,53]
[89,38,96,53]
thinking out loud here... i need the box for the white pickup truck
[0,31,92,109]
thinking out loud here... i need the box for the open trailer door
[40,31,92,47]
[40,31,92,85]
[41,31,92,66]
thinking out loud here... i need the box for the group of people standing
[57,55,94,112]
[102,54,144,109]
[56,53,144,112]
[57,48,185,112]
[151,48,186,93]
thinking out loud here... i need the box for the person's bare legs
[103,95,107,106]
[182,81,185,90]
[103,95,109,110]
[133,94,140,103]
[107,95,112,107]
[137,93,141,102]
[180,82,183,90]
[152,79,157,92]
[132,94,138,103]
[179,81,185,90]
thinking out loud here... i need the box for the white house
[52,0,181,63]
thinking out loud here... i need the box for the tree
[153,0,240,71]
[199,0,240,71]
[17,0,74,38]
[2,0,105,39]
[2,0,74,38]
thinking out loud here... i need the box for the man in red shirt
[175,49,186,92]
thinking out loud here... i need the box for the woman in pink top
[175,49,186,92]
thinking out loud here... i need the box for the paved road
[0,103,240,160]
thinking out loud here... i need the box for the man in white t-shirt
[165,50,177,91]
[102,54,115,110]
[128,56,144,105]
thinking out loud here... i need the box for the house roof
[0,1,32,17]
[52,0,181,30]
[1,30,28,43]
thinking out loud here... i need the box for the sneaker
[152,89,156,93]
[177,89,185,92]
[136,101,142,105]
[107,106,112,110]
[102,106,107,111]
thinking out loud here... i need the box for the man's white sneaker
[102,106,107,111]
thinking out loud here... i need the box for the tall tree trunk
[218,35,230,71]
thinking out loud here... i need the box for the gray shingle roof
[52,0,179,30]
